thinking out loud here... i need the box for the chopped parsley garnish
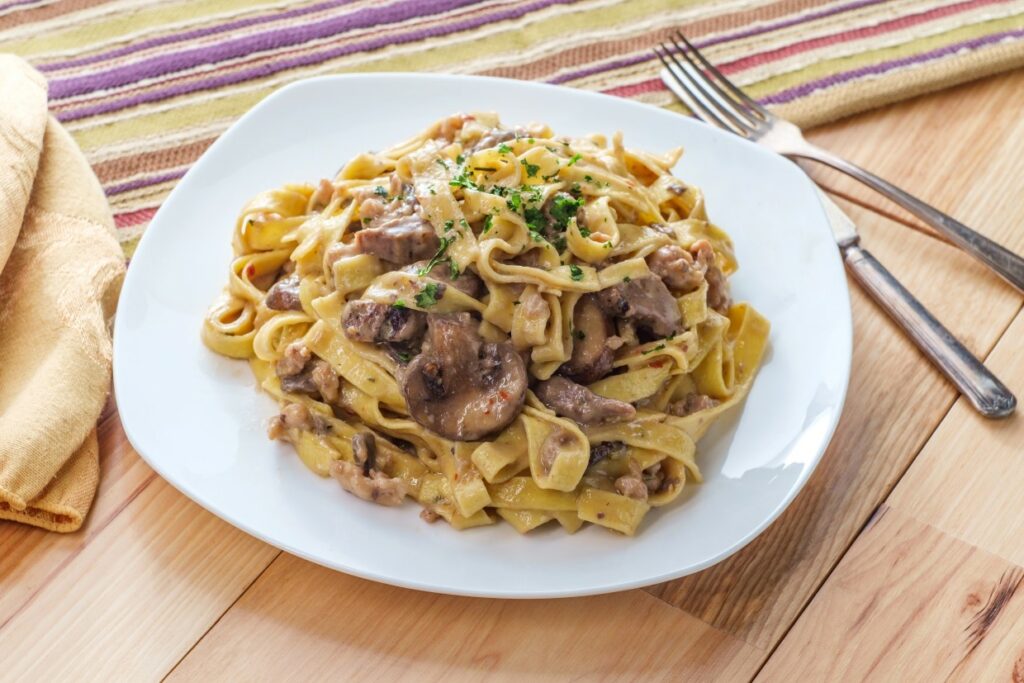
[524,206,546,242]
[460,218,470,230]
[549,194,583,231]
[449,259,460,279]
[584,174,594,183]
[573,329,586,340]
[623,275,631,283]
[527,138,535,144]
[428,186,437,195]
[397,351,412,363]
[361,216,372,224]
[578,226,591,238]
[435,158,448,169]
[373,185,388,198]
[419,236,453,275]
[569,264,583,281]
[393,300,406,308]
[506,191,523,212]
[456,154,465,165]
[521,159,540,178]
[474,166,498,172]
[482,214,494,234]
[443,219,455,233]
[553,236,567,252]
[570,182,582,195]
[541,170,561,182]
[497,143,512,154]
[415,282,442,308]
[567,153,582,166]
[449,167,478,190]
[642,344,666,355]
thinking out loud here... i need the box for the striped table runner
[2,0,1022,256]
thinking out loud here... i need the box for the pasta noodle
[202,113,769,536]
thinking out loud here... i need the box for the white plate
[115,74,851,598]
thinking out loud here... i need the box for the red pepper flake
[245,264,256,277]
[498,390,510,401]
[650,360,666,369]
[597,512,605,520]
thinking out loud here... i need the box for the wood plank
[0,421,280,681]
[756,506,1024,682]
[169,552,762,683]
[648,69,1024,647]
[886,307,1024,564]
[0,412,155,626]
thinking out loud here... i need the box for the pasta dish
[202,113,769,535]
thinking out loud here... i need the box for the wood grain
[756,506,1024,682]
[169,552,762,683]
[0,416,280,681]
[648,68,1024,648]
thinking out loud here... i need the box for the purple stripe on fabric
[547,0,891,85]
[0,0,41,12]
[105,169,187,196]
[49,0,484,99]
[55,0,579,123]
[760,26,1024,105]
[39,0,365,72]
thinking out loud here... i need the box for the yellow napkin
[0,55,125,533]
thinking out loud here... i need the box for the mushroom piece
[399,313,527,441]
[265,274,302,311]
[559,293,615,384]
[354,215,440,265]
[342,299,426,344]
[535,376,636,425]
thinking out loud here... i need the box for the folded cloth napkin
[0,55,124,533]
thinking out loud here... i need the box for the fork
[655,32,1024,294]
[656,32,1016,418]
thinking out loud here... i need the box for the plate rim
[113,72,853,598]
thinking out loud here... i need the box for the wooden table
[3,68,1023,682]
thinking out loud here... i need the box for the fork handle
[792,146,1024,293]
[842,242,1015,418]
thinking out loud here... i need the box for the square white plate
[114,73,851,598]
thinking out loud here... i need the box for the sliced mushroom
[400,313,527,441]
[535,376,636,425]
[667,393,720,416]
[559,293,615,384]
[595,276,681,338]
[589,440,626,467]
[342,300,426,344]
[401,260,485,299]
[265,274,302,311]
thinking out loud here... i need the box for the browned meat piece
[589,440,626,467]
[265,274,302,311]
[354,215,440,265]
[342,300,426,344]
[400,313,527,441]
[402,260,486,299]
[420,508,441,523]
[595,276,681,338]
[535,376,635,425]
[691,240,731,313]
[614,459,648,501]
[643,462,666,494]
[331,460,407,506]
[276,341,310,377]
[267,402,331,440]
[311,360,339,403]
[645,245,704,295]
[667,393,721,416]
[559,293,615,384]
[311,178,334,209]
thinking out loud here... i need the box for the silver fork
[655,32,1024,293]
[656,32,1016,418]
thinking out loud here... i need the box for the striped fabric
[2,0,1022,256]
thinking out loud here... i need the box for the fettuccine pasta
[203,113,769,535]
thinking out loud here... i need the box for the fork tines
[655,31,770,138]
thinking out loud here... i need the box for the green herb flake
[393,300,407,308]
[361,216,373,224]
[482,214,494,234]
[419,237,452,275]
[456,154,465,165]
[567,153,582,166]
[506,191,523,212]
[569,264,584,281]
[623,275,631,283]
[415,282,442,308]
[497,143,512,154]
[373,186,388,198]
[527,138,535,144]
[474,166,497,172]
[573,329,586,341]
[429,186,437,195]
[584,174,594,183]
[521,158,540,178]
[578,226,591,238]
[397,351,412,363]
[449,260,460,279]
[642,344,666,355]
[460,218,470,230]
[435,158,448,169]
[549,194,583,231]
